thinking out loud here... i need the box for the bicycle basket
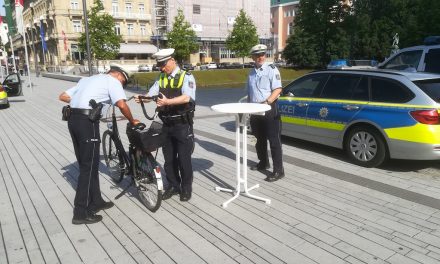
[126,121,166,152]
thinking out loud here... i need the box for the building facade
[10,0,155,68]
[270,0,299,60]
[154,0,272,64]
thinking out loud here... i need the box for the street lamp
[29,3,39,77]
[82,0,92,76]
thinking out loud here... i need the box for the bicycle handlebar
[137,95,162,120]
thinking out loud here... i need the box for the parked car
[207,62,218,69]
[182,63,194,71]
[0,73,23,108]
[278,69,440,167]
[152,64,160,71]
[379,36,440,73]
[218,62,231,69]
[138,64,152,72]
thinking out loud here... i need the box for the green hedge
[132,68,311,90]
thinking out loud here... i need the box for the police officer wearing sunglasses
[59,64,140,224]
[135,48,196,202]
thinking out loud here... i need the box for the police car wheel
[345,126,387,168]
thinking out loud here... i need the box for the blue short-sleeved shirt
[66,74,127,109]
[147,67,196,101]
[246,62,282,103]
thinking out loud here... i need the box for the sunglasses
[157,59,169,68]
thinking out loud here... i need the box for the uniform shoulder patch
[269,64,275,69]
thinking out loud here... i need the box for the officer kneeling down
[135,48,196,202]
[59,64,140,225]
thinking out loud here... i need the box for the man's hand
[131,119,141,125]
[156,93,169,107]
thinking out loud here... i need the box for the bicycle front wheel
[133,152,163,212]
[102,130,125,183]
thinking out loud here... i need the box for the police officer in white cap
[135,48,196,202]
[247,44,284,182]
[59,63,141,224]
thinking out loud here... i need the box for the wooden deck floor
[1,75,440,264]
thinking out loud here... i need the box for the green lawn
[132,68,311,90]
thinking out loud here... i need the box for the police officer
[136,48,196,202]
[59,64,140,224]
[247,44,285,182]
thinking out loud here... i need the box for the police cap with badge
[109,63,133,88]
[250,44,267,55]
[153,48,175,67]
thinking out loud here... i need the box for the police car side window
[371,78,415,103]
[319,74,361,100]
[425,48,440,73]
[383,50,423,70]
[283,74,328,97]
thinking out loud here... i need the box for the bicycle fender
[154,166,163,191]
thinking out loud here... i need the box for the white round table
[211,103,271,208]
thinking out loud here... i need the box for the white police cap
[250,44,267,55]
[153,48,175,62]
[109,63,133,82]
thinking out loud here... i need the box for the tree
[78,0,121,65]
[167,9,198,63]
[226,9,259,65]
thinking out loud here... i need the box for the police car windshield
[413,78,440,103]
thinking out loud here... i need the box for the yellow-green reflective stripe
[177,71,185,87]
[0,91,6,99]
[281,116,345,131]
[281,116,307,125]
[385,123,440,144]
[307,119,345,131]
[278,97,437,109]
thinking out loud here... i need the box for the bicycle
[102,95,165,212]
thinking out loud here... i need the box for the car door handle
[296,102,309,107]
[343,105,359,111]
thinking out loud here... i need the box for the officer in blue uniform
[59,64,140,224]
[247,44,285,182]
[136,48,196,202]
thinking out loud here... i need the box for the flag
[4,1,16,35]
[40,21,47,52]
[62,30,68,51]
[0,17,9,45]
[14,0,24,36]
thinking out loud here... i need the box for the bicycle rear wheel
[133,151,163,212]
[102,130,125,183]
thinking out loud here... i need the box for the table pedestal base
[215,184,271,208]
[214,112,271,208]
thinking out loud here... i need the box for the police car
[278,69,440,167]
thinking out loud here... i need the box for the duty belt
[71,108,91,115]
[160,114,188,125]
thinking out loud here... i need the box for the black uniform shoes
[89,201,115,213]
[162,187,180,200]
[72,213,103,225]
[265,171,285,182]
[250,163,270,171]
[180,191,192,202]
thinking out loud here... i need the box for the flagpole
[9,35,16,72]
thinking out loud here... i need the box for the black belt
[71,108,91,115]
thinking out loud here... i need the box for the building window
[127,23,134,35]
[140,24,146,36]
[219,47,236,59]
[193,4,201,14]
[112,1,118,15]
[73,20,82,32]
[287,22,293,35]
[126,3,132,17]
[139,3,145,14]
[114,23,121,35]
[70,0,79,9]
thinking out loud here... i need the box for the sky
[0,0,4,17]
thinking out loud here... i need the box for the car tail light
[0,86,4,92]
[410,109,440,124]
